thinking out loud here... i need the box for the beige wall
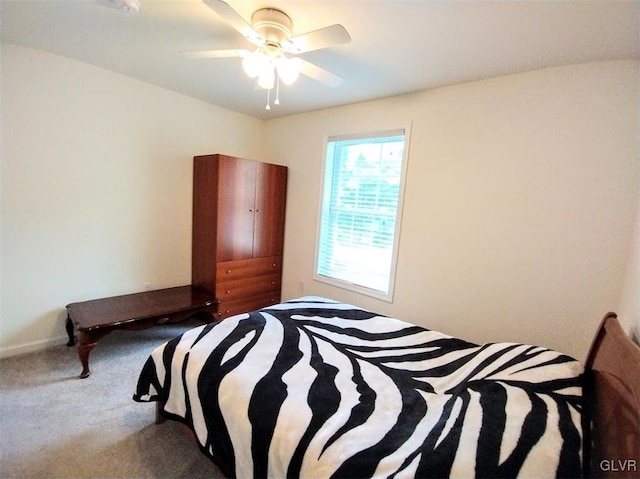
[0,44,265,355]
[265,60,640,361]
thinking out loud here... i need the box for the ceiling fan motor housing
[251,8,293,46]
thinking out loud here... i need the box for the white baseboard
[0,336,70,359]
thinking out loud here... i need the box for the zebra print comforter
[133,297,583,478]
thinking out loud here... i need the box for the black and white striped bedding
[133,297,583,478]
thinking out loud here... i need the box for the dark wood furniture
[583,312,640,478]
[66,285,217,378]
[192,154,287,319]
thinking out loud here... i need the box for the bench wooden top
[66,285,216,331]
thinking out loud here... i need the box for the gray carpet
[0,320,225,478]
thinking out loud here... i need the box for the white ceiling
[2,0,639,120]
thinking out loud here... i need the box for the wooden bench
[66,285,217,378]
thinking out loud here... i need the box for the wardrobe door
[253,162,287,258]
[216,156,257,262]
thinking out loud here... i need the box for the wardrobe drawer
[216,293,281,320]
[216,256,282,282]
[215,273,281,301]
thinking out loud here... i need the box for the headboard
[583,312,640,478]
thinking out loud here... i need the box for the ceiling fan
[185,0,351,109]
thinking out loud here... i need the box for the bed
[133,297,640,478]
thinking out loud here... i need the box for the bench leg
[66,314,76,347]
[77,331,97,379]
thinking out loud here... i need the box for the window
[315,129,409,301]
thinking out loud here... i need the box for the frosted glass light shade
[277,57,302,85]
[257,66,275,90]
[242,51,267,78]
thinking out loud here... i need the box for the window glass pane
[316,131,406,297]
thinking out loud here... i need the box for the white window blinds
[316,130,407,299]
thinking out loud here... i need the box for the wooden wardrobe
[192,154,287,319]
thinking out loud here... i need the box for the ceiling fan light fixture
[242,46,301,88]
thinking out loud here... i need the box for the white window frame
[314,126,411,302]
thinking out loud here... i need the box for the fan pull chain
[275,75,280,106]
[265,88,271,111]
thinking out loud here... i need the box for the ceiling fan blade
[182,49,249,59]
[203,0,263,47]
[284,24,351,54]
[300,60,344,88]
